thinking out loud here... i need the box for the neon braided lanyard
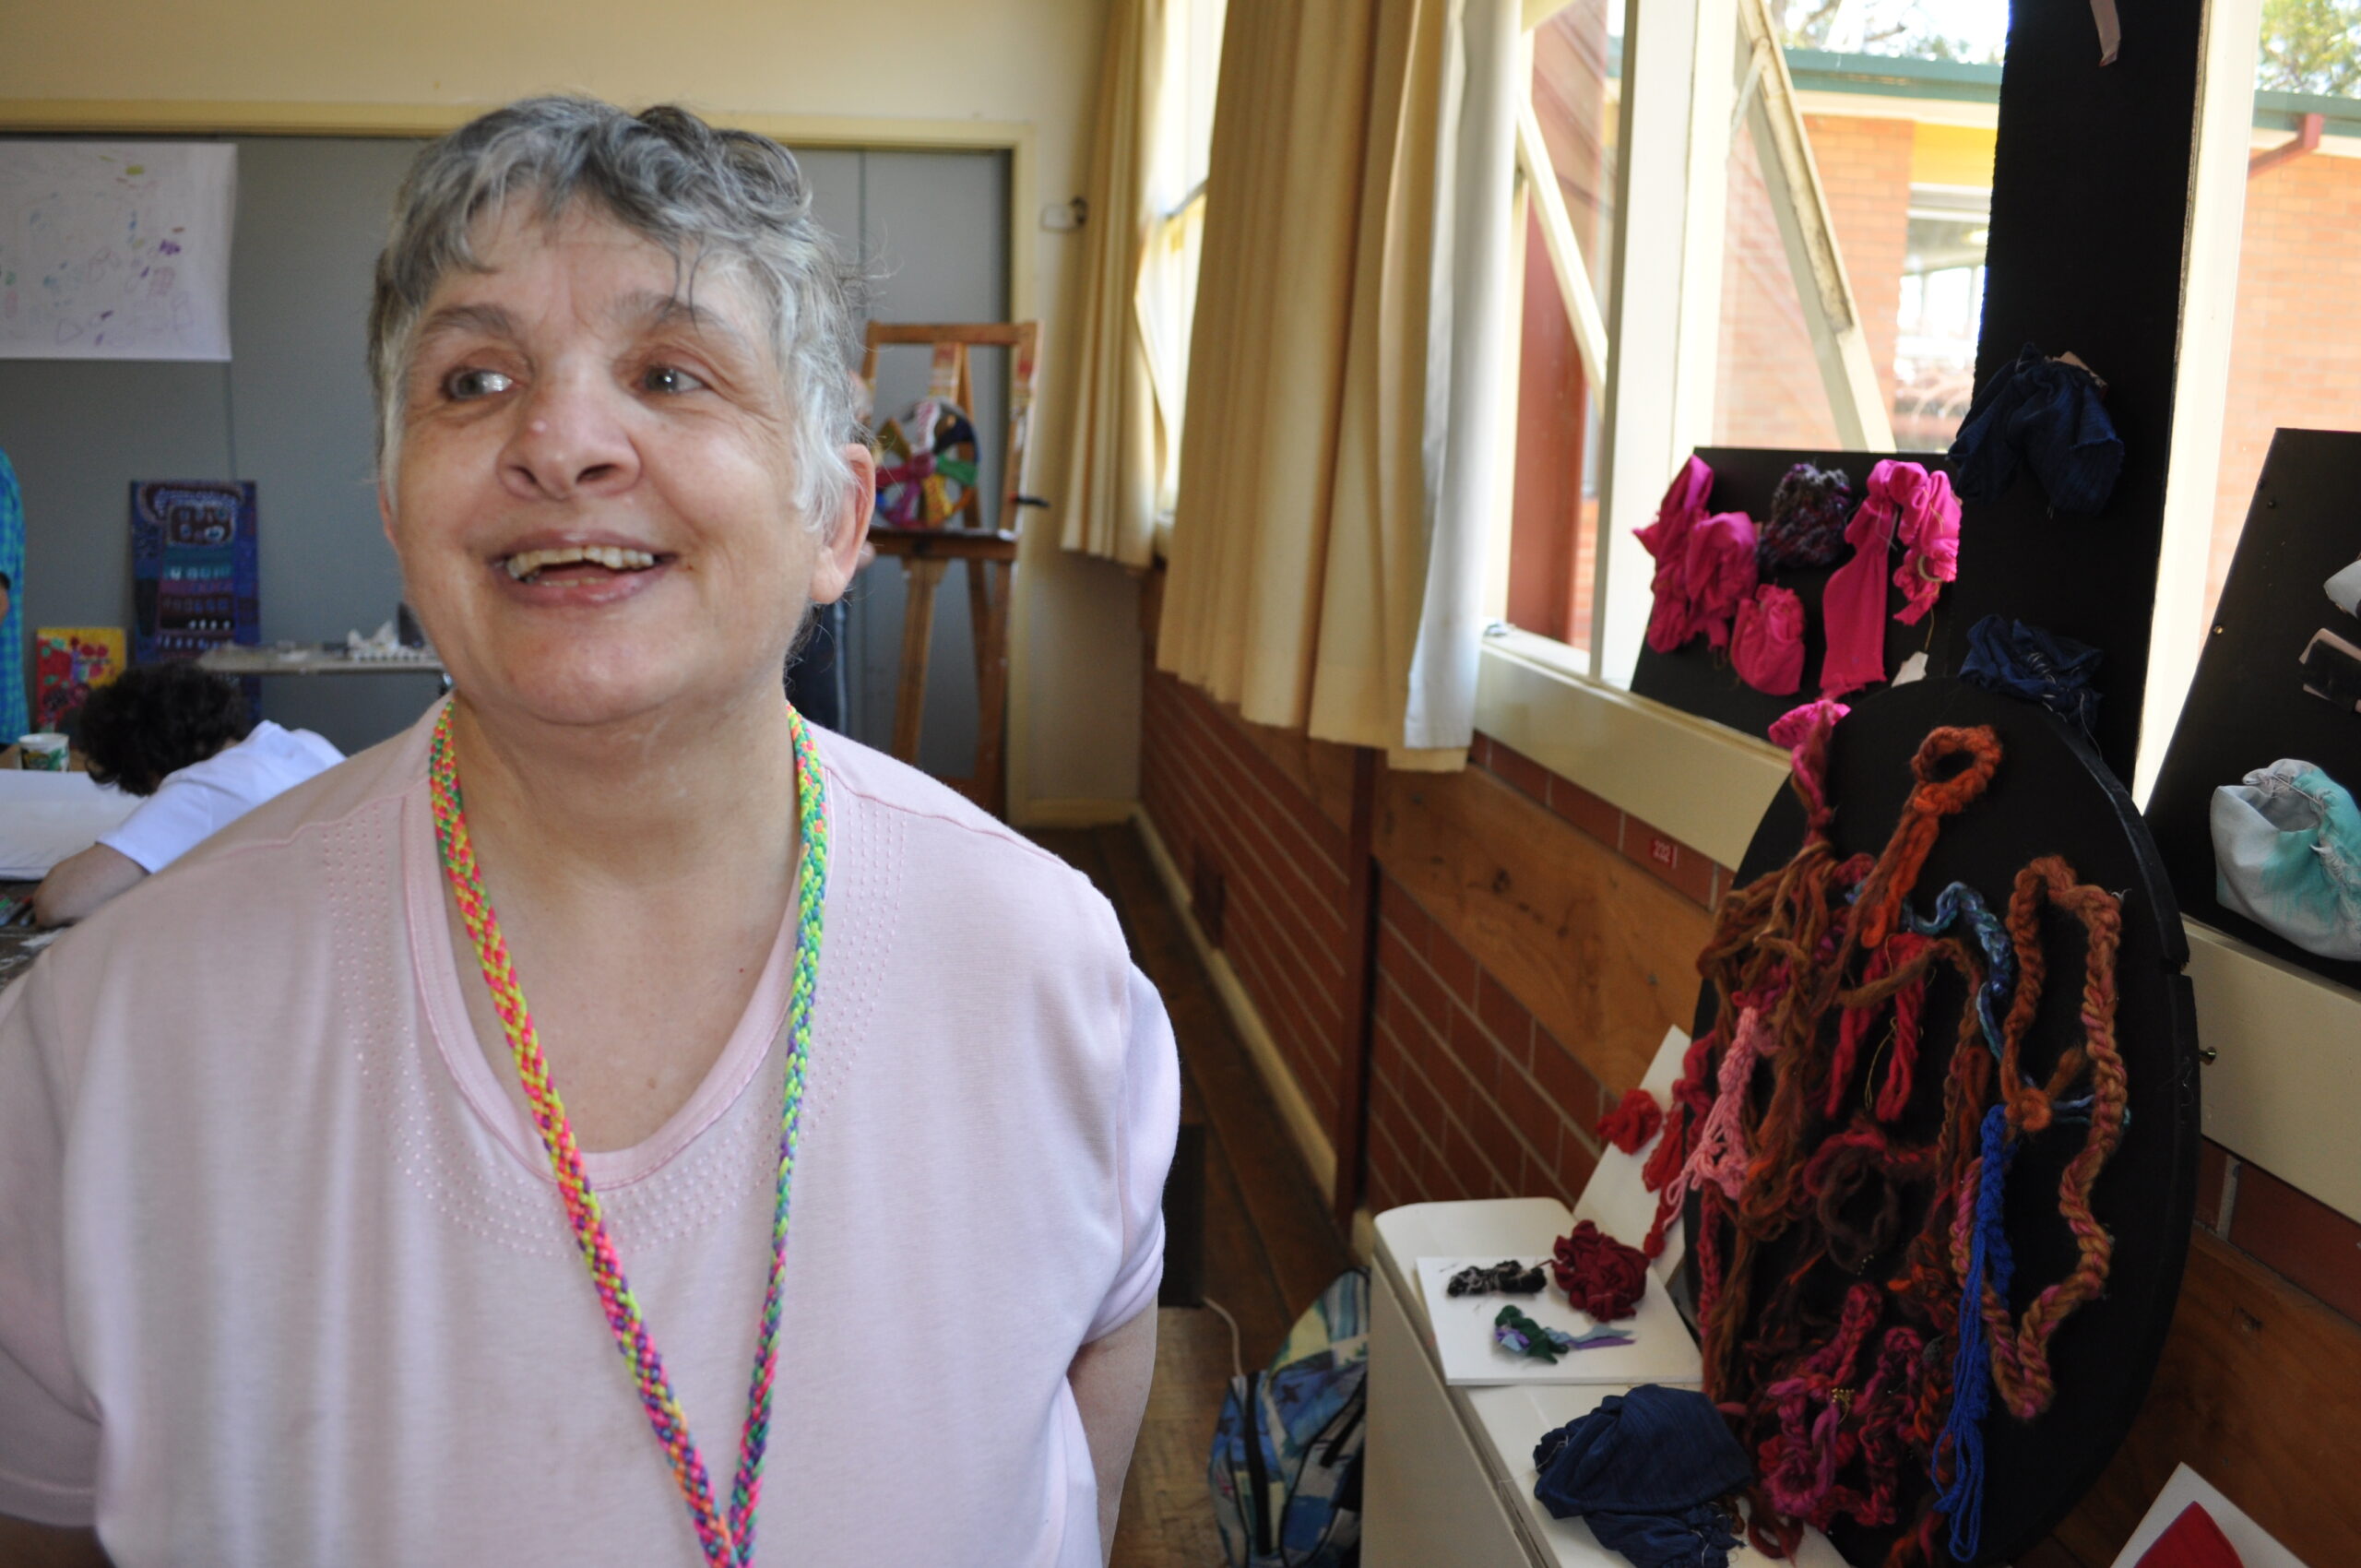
[427,702,827,1568]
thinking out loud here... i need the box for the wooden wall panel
[1375,762,1712,1093]
[2050,1229,2361,1565]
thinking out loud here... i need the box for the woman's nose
[500,372,640,501]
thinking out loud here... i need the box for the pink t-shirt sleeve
[1084,965,1180,1343]
[0,960,101,1526]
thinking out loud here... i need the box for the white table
[1361,1028,1845,1568]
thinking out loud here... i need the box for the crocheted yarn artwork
[1639,702,2132,1567]
[1759,462,1855,573]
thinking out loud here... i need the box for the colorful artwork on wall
[32,625,125,731]
[131,480,258,665]
[0,142,237,362]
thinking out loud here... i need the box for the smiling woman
[0,99,1176,1568]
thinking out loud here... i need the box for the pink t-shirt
[0,703,1178,1566]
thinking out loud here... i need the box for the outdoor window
[1141,0,1227,540]
[1506,0,1618,649]
[1711,5,2004,453]
[2200,3,2361,623]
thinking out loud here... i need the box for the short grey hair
[368,96,867,529]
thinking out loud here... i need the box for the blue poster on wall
[130,480,258,665]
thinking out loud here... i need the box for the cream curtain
[1058,0,1164,566]
[1060,0,1224,566]
[1156,0,1520,764]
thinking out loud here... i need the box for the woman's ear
[807,444,877,605]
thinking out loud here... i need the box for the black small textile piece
[1758,462,1855,572]
[1446,1259,1547,1297]
[1948,342,2124,516]
[1959,613,2104,739]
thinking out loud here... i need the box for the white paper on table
[0,771,140,877]
[0,142,237,361]
[2108,1463,2311,1568]
[1416,1256,1703,1386]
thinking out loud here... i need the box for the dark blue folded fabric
[1948,342,2124,516]
[1959,613,2104,738]
[1531,1385,1751,1568]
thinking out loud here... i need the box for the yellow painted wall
[0,0,1143,817]
[1911,121,1998,188]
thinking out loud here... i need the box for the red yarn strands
[1597,1087,1665,1155]
[1551,1221,1650,1321]
[1635,710,2133,1564]
[1975,858,2130,1421]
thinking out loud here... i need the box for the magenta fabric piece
[1636,457,1715,654]
[1732,585,1806,695]
[1819,459,1944,697]
[1769,698,1850,825]
[1684,512,1760,650]
[1892,468,1960,626]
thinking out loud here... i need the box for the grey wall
[0,135,1009,766]
[797,146,1012,778]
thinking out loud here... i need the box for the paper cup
[18,733,68,771]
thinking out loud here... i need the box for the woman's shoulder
[167,709,426,873]
[813,726,1124,947]
[815,727,1072,870]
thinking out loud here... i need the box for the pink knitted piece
[1819,462,1907,696]
[1733,585,1807,695]
[1685,512,1761,650]
[1669,1005,1775,1210]
[1636,457,1716,654]
[1892,468,1961,625]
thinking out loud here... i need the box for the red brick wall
[1366,874,1613,1212]
[2210,149,2361,618]
[1712,115,1915,449]
[1139,669,1352,1136]
[1140,665,1725,1216]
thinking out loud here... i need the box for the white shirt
[0,705,1178,1565]
[97,719,344,873]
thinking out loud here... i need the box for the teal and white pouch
[2212,759,2361,960]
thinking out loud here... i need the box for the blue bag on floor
[1208,1268,1369,1568]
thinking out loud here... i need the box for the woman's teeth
[503,545,659,581]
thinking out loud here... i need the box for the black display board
[1685,678,2199,1567]
[1936,0,2206,781]
[1628,447,1958,740]
[2147,429,2361,991]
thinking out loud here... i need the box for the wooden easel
[860,321,1038,819]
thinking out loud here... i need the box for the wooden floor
[1029,824,1354,1568]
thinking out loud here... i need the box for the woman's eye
[444,367,516,401]
[640,364,707,395]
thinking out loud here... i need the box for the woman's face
[384,203,870,735]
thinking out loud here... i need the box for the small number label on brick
[1649,836,1678,868]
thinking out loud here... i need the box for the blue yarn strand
[1904,882,2015,1062]
[1934,1104,2016,1562]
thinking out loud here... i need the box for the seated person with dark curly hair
[31,662,343,926]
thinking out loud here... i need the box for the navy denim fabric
[1959,613,2104,739]
[1948,342,2124,516]
[1531,1385,1750,1568]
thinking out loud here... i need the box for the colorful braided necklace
[426,702,827,1568]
